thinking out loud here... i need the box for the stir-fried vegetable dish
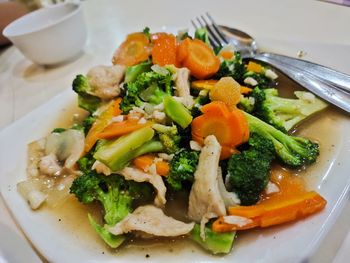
[17,27,329,255]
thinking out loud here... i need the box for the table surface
[1,0,350,262]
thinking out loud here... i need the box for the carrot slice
[191,101,249,159]
[151,33,179,66]
[219,50,235,60]
[240,86,253,94]
[133,154,170,176]
[84,100,119,153]
[191,79,252,95]
[212,217,259,232]
[200,100,232,118]
[98,120,151,139]
[228,205,265,218]
[112,32,151,66]
[176,38,191,64]
[212,187,326,232]
[234,108,250,143]
[246,61,263,73]
[220,145,240,160]
[178,39,220,79]
[191,79,218,90]
[113,98,122,116]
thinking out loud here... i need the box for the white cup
[3,3,87,66]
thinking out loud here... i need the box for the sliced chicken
[217,167,240,207]
[39,153,62,176]
[107,205,194,237]
[174,67,194,108]
[119,167,166,207]
[188,135,226,223]
[92,160,111,176]
[87,65,126,100]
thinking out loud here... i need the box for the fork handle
[255,53,350,94]
[254,54,350,114]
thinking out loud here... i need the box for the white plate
[1,0,350,262]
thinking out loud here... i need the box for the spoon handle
[255,55,350,114]
[256,53,350,94]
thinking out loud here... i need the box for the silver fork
[191,13,258,58]
[191,13,350,113]
[191,12,229,48]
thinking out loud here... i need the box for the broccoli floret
[177,30,191,41]
[191,89,210,118]
[70,172,133,225]
[71,115,96,135]
[245,112,319,168]
[152,124,181,154]
[125,61,152,83]
[194,27,211,46]
[227,133,275,205]
[52,115,96,135]
[215,52,245,81]
[177,125,192,149]
[243,71,273,89]
[167,149,199,191]
[77,152,96,174]
[189,224,235,255]
[72,74,90,94]
[142,27,151,39]
[51,128,66,133]
[71,172,153,248]
[72,75,102,113]
[252,87,328,132]
[238,95,255,113]
[120,69,173,114]
[88,214,126,248]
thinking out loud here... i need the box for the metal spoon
[219,25,350,113]
[219,25,350,93]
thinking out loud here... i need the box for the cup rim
[3,3,82,38]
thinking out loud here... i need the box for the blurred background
[1,0,349,47]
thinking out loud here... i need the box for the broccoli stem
[102,189,132,225]
[88,214,126,248]
[189,224,235,254]
[251,88,328,132]
[244,112,319,167]
[94,127,155,171]
[128,139,164,156]
[268,97,301,114]
[164,96,193,129]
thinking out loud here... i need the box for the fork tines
[191,12,229,48]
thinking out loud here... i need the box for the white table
[0,0,350,262]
